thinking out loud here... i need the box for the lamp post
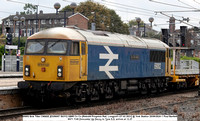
[149,17,154,28]
[70,2,77,14]
[35,5,38,33]
[13,16,25,72]
[136,17,141,37]
[91,11,96,31]
[54,2,77,27]
[54,2,61,15]
[144,17,154,37]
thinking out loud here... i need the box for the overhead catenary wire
[159,12,195,27]
[7,0,54,9]
[98,2,169,21]
[149,0,195,9]
[0,11,14,14]
[155,10,200,13]
[101,2,153,14]
[101,0,154,12]
[193,0,200,5]
[100,0,200,28]
[115,9,167,19]
[177,0,199,10]
[62,0,80,5]
[100,0,200,23]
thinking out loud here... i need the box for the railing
[171,69,199,75]
[1,55,23,72]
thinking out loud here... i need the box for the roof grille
[92,31,109,37]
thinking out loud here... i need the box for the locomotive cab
[23,39,87,82]
[18,28,87,93]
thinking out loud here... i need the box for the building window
[49,19,52,24]
[33,20,35,24]
[27,29,32,36]
[16,21,19,25]
[41,20,46,24]
[10,21,13,25]
[60,19,64,24]
[4,21,6,25]
[28,20,30,25]
[21,29,26,37]
[54,19,58,24]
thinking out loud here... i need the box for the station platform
[0,86,19,94]
[0,71,23,88]
[0,71,23,78]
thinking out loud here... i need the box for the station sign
[5,45,18,49]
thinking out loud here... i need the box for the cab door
[80,42,87,80]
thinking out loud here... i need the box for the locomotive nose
[23,55,66,81]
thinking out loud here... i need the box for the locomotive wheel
[141,83,147,95]
[74,86,87,102]
[104,82,114,99]
[150,81,157,94]
[157,79,165,92]
[176,83,180,90]
[90,86,100,101]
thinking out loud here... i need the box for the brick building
[1,11,89,37]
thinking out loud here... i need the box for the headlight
[57,66,63,77]
[24,65,30,76]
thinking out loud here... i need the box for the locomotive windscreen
[47,41,67,54]
[26,40,45,54]
[25,39,69,55]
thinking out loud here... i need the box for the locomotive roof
[28,27,86,41]
[28,27,169,50]
[78,29,169,50]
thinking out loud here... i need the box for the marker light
[57,66,63,77]
[24,65,30,76]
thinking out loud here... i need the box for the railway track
[0,106,34,119]
[0,88,198,119]
[115,96,200,115]
[0,106,71,119]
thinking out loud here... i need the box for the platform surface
[0,71,23,78]
[0,78,23,87]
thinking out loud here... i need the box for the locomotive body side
[78,30,168,81]
[18,27,171,102]
[87,45,166,80]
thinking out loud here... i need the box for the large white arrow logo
[99,46,119,79]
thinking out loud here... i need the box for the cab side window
[81,43,86,55]
[70,42,79,56]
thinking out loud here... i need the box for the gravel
[4,91,200,121]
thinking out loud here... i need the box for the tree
[76,1,110,31]
[75,1,129,34]
[60,5,73,12]
[109,10,129,34]
[0,26,2,34]
[128,19,144,27]
[20,3,37,15]
[146,31,161,39]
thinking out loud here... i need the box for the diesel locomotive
[18,27,172,102]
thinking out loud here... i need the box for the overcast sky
[1,0,200,31]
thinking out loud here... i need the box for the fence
[1,55,23,72]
